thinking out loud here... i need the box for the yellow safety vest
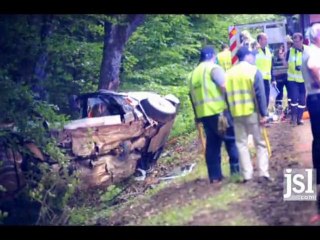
[189,62,226,118]
[255,47,272,80]
[226,61,257,117]
[287,46,305,83]
[217,50,232,71]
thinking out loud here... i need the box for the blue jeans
[275,76,290,107]
[201,112,240,182]
[289,81,306,122]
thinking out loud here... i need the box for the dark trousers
[307,94,320,185]
[289,81,306,123]
[263,80,270,108]
[201,112,239,182]
[306,94,320,212]
[275,78,290,107]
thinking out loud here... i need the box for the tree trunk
[98,14,145,91]
[32,15,54,101]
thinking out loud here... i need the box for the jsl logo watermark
[283,168,317,201]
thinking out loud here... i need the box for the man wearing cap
[284,32,308,126]
[226,46,271,183]
[188,45,240,186]
[255,32,276,109]
[301,23,320,223]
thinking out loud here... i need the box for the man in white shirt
[301,23,320,223]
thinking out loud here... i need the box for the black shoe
[210,176,225,184]
[258,176,272,184]
[210,179,223,189]
[241,178,253,184]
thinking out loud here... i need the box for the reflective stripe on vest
[287,46,304,83]
[217,50,232,71]
[189,62,226,118]
[226,61,256,117]
[255,47,272,80]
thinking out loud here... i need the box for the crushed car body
[0,90,180,196]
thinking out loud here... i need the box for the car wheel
[141,95,176,123]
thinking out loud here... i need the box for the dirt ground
[98,119,319,226]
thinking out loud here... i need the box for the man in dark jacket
[189,46,240,186]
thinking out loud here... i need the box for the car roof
[77,90,160,102]
[77,90,127,100]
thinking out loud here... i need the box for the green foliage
[68,206,95,225]
[0,14,283,117]
[0,15,41,84]
[168,84,195,136]
[0,14,108,225]
[0,14,284,224]
[100,185,123,202]
[0,74,75,224]
[30,173,78,225]
[0,76,67,142]
[188,15,229,49]
[123,15,199,87]
[122,14,282,139]
[68,184,124,225]
[45,16,104,114]
[0,15,104,116]
[227,14,282,25]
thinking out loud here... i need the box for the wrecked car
[0,90,180,196]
